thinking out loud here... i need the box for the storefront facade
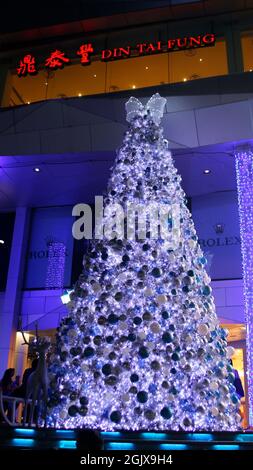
[0,0,253,427]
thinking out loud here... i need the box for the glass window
[2,59,107,107]
[169,38,228,83]
[106,53,169,92]
[241,31,253,72]
[1,37,228,107]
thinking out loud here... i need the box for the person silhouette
[0,368,16,419]
[230,359,244,399]
[14,359,39,399]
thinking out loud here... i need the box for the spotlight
[183,78,187,82]
[199,58,203,62]
[78,93,82,97]
[203,169,211,175]
[33,167,41,173]
[132,85,136,89]
[93,74,97,78]
[27,101,31,104]
[0,240,4,245]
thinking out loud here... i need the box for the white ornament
[125,93,167,126]
[119,321,128,331]
[227,346,235,359]
[156,294,167,305]
[168,394,174,402]
[92,282,101,293]
[189,239,196,249]
[211,407,219,417]
[168,253,176,263]
[105,393,114,401]
[210,381,218,391]
[150,322,160,334]
[221,367,227,377]
[122,393,130,402]
[144,287,154,297]
[122,347,131,355]
[197,323,209,336]
[60,409,68,419]
[185,334,192,345]
[139,332,146,340]
[194,311,201,320]
[68,329,78,339]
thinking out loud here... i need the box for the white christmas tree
[47,94,241,431]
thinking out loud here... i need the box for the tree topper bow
[125,93,167,126]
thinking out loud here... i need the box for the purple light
[235,148,253,425]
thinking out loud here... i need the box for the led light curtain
[235,148,253,425]
[46,241,66,290]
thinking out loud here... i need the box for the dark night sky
[0,1,201,34]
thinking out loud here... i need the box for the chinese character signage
[16,33,216,77]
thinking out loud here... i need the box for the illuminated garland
[235,148,253,425]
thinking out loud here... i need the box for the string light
[47,94,241,431]
[235,147,253,425]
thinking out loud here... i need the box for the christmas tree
[47,94,241,431]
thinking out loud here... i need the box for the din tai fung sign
[16,33,216,77]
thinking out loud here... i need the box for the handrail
[0,387,34,427]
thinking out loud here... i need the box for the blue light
[235,434,253,442]
[56,430,75,438]
[160,444,188,450]
[212,445,240,451]
[14,428,35,435]
[101,432,122,438]
[107,442,135,450]
[12,439,35,447]
[186,433,213,441]
[58,440,77,449]
[140,433,168,440]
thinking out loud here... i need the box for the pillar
[0,207,30,377]
[235,146,253,426]
[0,61,10,106]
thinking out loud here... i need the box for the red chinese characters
[45,50,70,69]
[77,44,94,64]
[17,55,37,76]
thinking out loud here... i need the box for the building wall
[0,292,5,315]
[1,74,253,158]
[18,279,244,333]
